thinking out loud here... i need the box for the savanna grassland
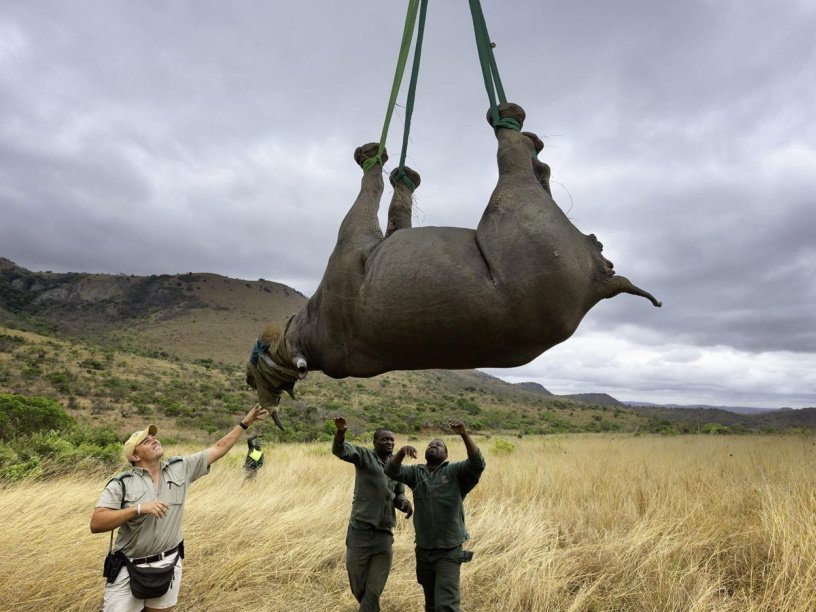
[2,434,815,611]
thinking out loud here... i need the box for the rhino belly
[345,226,559,373]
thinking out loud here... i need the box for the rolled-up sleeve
[185,451,210,483]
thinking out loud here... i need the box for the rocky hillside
[2,257,814,440]
[0,258,305,363]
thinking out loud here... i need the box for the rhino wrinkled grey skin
[247,103,661,428]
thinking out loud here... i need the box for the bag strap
[105,473,132,555]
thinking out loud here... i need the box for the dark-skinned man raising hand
[385,420,485,612]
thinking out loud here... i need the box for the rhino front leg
[385,166,421,238]
[334,143,389,247]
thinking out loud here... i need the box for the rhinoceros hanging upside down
[247,103,661,429]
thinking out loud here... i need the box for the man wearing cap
[90,404,268,612]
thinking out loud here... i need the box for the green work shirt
[333,440,408,532]
[96,451,209,558]
[385,452,485,549]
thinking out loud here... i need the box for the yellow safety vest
[249,449,263,462]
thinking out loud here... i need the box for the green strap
[393,0,428,190]
[363,0,420,172]
[468,0,520,132]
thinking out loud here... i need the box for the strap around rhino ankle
[390,167,420,192]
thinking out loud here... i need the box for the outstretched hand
[244,404,269,425]
[397,445,418,459]
[448,420,467,435]
[334,416,347,432]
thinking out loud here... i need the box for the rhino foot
[389,166,421,191]
[486,102,526,129]
[354,143,388,168]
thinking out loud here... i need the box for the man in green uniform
[333,416,414,612]
[385,420,485,612]
[90,404,268,612]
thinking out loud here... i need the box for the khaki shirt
[385,452,485,549]
[333,440,407,532]
[97,451,209,558]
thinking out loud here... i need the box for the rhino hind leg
[385,166,421,238]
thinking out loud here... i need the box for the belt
[130,545,179,565]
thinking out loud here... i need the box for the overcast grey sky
[1,1,814,408]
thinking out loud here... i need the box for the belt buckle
[157,551,165,561]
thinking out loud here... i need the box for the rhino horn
[602,275,662,307]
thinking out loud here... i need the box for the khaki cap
[123,424,158,462]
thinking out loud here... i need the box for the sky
[1,1,814,409]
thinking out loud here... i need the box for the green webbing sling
[364,0,518,183]
[468,0,521,132]
[363,0,422,174]
[390,0,428,190]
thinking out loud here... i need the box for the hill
[0,257,305,363]
[2,257,815,440]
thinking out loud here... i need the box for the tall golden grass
[2,434,815,611]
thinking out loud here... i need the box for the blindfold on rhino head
[246,358,300,431]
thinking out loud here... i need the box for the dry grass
[2,434,815,611]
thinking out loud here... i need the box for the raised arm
[384,445,417,481]
[331,416,362,463]
[449,420,479,458]
[207,404,268,466]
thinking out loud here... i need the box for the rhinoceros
[247,103,660,429]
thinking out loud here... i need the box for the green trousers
[415,546,463,612]
[345,525,394,612]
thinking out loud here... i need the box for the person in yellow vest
[243,435,264,479]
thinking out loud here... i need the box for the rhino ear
[259,322,282,346]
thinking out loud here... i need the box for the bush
[701,423,730,435]
[0,395,121,481]
[491,439,516,455]
[0,394,75,441]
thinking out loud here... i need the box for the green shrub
[0,394,75,441]
[0,397,121,481]
[491,439,516,455]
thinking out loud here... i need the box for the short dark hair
[373,428,391,442]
